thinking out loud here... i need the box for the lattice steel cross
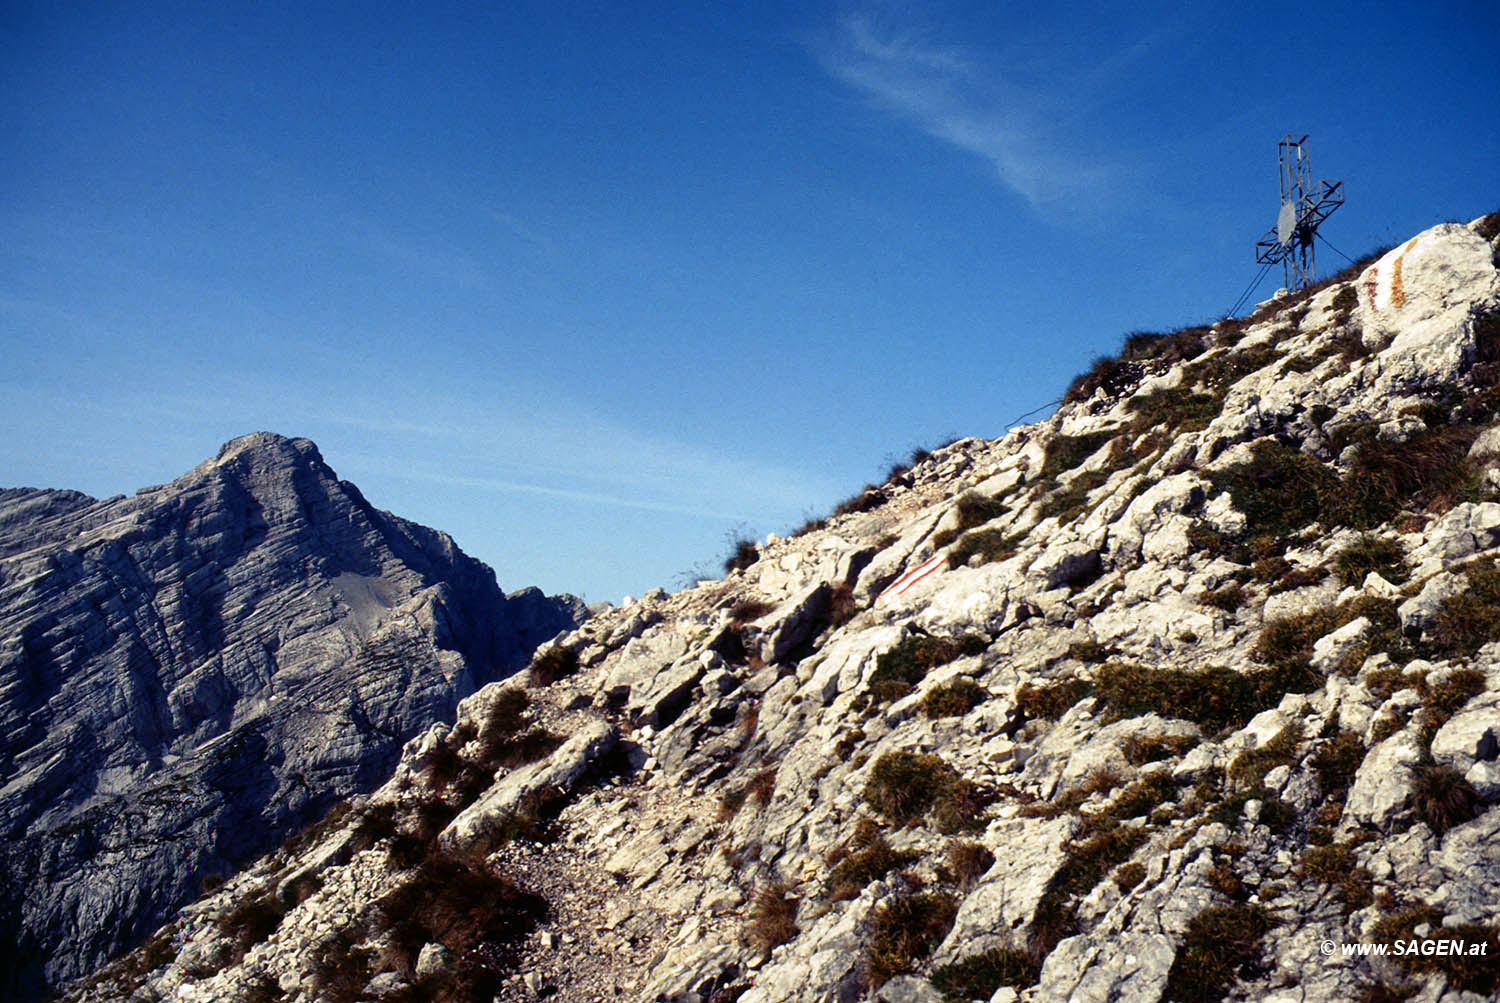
[1255,134,1344,291]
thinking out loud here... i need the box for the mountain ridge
[52,211,1500,1003]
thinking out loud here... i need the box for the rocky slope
[62,213,1500,1003]
[0,433,584,1000]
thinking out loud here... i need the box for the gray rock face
[0,433,583,999]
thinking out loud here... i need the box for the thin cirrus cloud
[320,403,837,521]
[817,14,1115,210]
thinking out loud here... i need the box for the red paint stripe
[888,552,945,593]
[891,555,946,594]
[879,552,947,598]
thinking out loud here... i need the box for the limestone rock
[932,814,1079,965]
[1431,692,1500,775]
[1344,730,1426,832]
[1398,572,1469,637]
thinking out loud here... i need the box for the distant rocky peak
[0,432,585,1001]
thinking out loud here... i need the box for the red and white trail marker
[878,551,948,600]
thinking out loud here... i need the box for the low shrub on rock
[866,633,987,705]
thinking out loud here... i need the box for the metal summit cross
[1255,134,1344,292]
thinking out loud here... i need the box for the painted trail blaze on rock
[879,551,947,599]
[1363,236,1422,310]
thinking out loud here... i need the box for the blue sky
[4,1,1498,604]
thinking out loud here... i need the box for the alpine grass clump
[1030,822,1149,961]
[1410,762,1480,835]
[1122,733,1198,765]
[863,751,989,832]
[921,677,987,718]
[931,948,1040,999]
[1301,842,1374,909]
[723,537,759,574]
[1427,559,1500,658]
[824,835,918,901]
[1310,731,1366,797]
[1208,441,1338,538]
[728,597,774,624]
[1016,676,1093,721]
[747,881,800,955]
[1335,534,1408,586]
[946,527,1023,567]
[1063,328,1207,403]
[374,846,548,999]
[932,492,1010,548]
[867,892,958,986]
[944,841,994,889]
[1161,904,1272,1003]
[1095,661,1319,734]
[529,645,579,685]
[864,633,987,705]
[1369,908,1500,995]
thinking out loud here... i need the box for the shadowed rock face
[0,432,583,1000]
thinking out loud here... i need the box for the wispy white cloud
[339,457,754,522]
[319,398,836,521]
[817,13,1114,209]
[484,208,557,254]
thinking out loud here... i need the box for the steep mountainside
[63,214,1500,1003]
[0,433,584,1000]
